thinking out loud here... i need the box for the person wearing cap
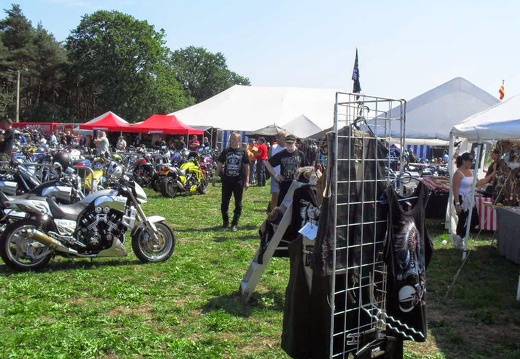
[265,134,310,207]
[0,118,14,162]
[452,152,495,248]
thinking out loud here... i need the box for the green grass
[0,183,519,358]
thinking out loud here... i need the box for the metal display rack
[328,92,406,357]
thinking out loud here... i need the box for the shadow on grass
[0,257,143,276]
[200,289,286,318]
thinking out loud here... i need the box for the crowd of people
[214,130,321,232]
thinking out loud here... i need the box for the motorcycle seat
[46,197,88,221]
[0,191,43,208]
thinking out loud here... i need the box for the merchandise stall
[450,94,520,299]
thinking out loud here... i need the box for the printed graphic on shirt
[393,218,425,313]
[281,154,303,180]
[225,151,244,177]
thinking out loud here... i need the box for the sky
[5,0,519,102]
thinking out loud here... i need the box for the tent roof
[170,85,343,132]
[245,124,289,137]
[79,111,130,131]
[125,114,204,135]
[386,77,499,140]
[451,94,520,141]
[282,115,323,138]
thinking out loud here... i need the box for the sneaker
[230,225,237,232]
[223,221,229,229]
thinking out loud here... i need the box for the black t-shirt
[0,128,14,154]
[383,182,433,342]
[268,149,309,181]
[217,147,250,182]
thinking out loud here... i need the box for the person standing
[265,134,310,207]
[94,131,110,156]
[248,139,258,185]
[214,131,250,231]
[116,136,127,152]
[452,152,495,248]
[254,137,268,186]
[268,131,287,211]
[0,118,14,162]
[176,136,186,150]
[484,148,501,197]
[188,135,200,152]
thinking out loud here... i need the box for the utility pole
[15,70,20,122]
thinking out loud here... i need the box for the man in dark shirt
[265,134,310,206]
[0,118,14,162]
[214,131,250,231]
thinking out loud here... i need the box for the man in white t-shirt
[268,131,286,211]
[94,131,110,156]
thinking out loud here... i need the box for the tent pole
[447,133,456,232]
[462,141,482,260]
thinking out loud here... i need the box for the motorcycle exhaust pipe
[26,229,79,255]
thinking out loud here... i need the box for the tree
[171,46,250,104]
[65,10,187,122]
[0,4,36,121]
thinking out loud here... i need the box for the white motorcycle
[0,174,175,271]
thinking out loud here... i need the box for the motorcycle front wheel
[0,219,52,271]
[152,176,163,192]
[132,221,175,263]
[133,164,153,187]
[160,177,178,198]
[197,177,208,194]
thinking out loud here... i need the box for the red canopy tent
[79,111,131,131]
[126,114,203,135]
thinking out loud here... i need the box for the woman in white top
[452,152,495,247]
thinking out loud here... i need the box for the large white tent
[170,78,498,145]
[170,85,342,132]
[451,94,520,141]
[389,77,499,142]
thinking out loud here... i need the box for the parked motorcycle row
[0,140,184,271]
[131,146,217,198]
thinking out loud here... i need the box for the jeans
[221,179,245,225]
[256,160,266,186]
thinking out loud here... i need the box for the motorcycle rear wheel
[160,177,178,198]
[132,221,175,263]
[0,219,52,271]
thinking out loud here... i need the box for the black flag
[352,48,361,94]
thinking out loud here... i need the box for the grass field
[0,182,519,358]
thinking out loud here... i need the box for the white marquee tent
[388,77,499,143]
[170,85,342,133]
[451,94,520,141]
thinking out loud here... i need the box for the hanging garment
[282,125,393,358]
[383,181,433,342]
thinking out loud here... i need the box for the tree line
[0,4,250,124]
